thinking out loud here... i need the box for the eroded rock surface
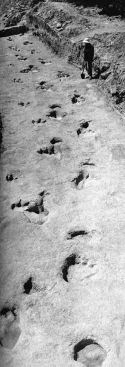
[0,29,125,367]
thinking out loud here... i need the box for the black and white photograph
[0,0,125,366]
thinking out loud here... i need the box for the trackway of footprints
[0,236,106,365]
[1,34,108,366]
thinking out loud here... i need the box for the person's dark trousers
[88,61,92,78]
[82,60,92,78]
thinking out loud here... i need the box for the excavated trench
[0,24,29,38]
[26,8,125,114]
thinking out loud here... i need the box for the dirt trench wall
[27,13,99,71]
[0,24,29,37]
[27,14,76,58]
[1,0,125,113]
[27,11,125,113]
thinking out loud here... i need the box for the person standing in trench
[81,38,94,79]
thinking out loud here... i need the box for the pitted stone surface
[0,28,125,367]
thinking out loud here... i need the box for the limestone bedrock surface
[0,31,125,367]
